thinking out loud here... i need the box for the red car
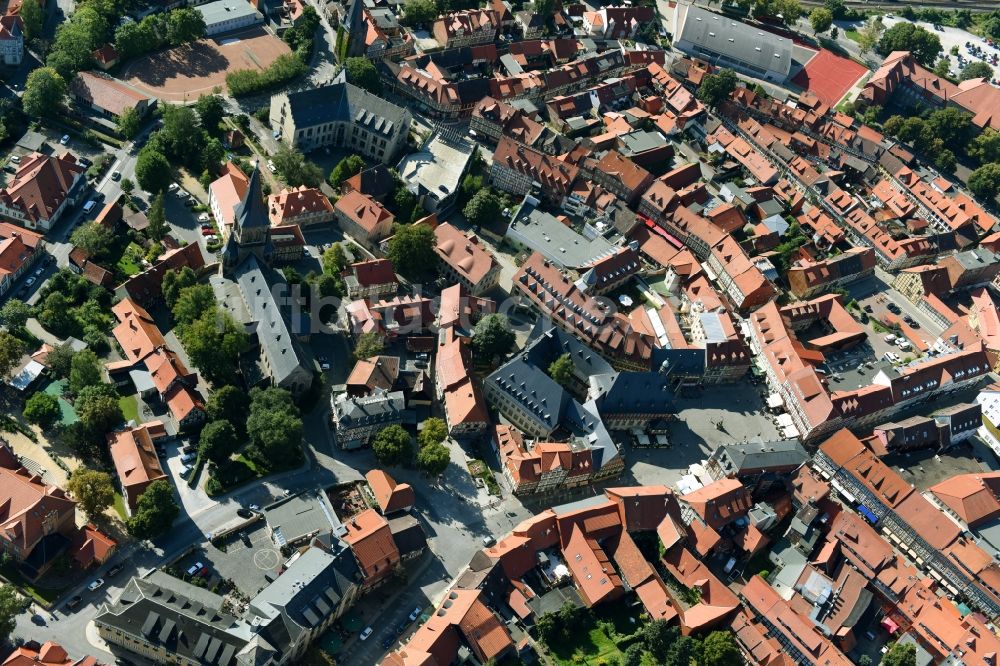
[201,228,215,236]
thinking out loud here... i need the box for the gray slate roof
[714,439,807,473]
[234,166,270,231]
[333,390,406,430]
[678,5,792,76]
[282,82,409,138]
[95,574,258,666]
[234,255,309,388]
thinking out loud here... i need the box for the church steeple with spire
[223,163,274,271]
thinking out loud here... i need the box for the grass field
[546,605,644,665]
[119,394,140,424]
[113,492,128,521]
[115,242,145,277]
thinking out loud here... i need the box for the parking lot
[174,522,282,598]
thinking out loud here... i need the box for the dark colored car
[66,596,82,610]
[886,303,901,315]
[237,508,254,519]
[382,635,395,649]
[107,563,124,577]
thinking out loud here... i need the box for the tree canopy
[547,353,574,388]
[23,392,61,430]
[178,309,248,386]
[128,480,180,539]
[418,417,448,448]
[246,387,303,470]
[199,420,240,464]
[809,7,833,34]
[75,384,124,436]
[344,57,382,94]
[877,22,942,66]
[472,313,516,360]
[0,585,26,644]
[353,331,385,361]
[273,144,324,187]
[329,154,366,188]
[701,630,742,666]
[0,330,23,380]
[69,349,103,395]
[969,163,1000,201]
[386,224,438,282]
[960,61,994,82]
[882,643,916,666]
[206,385,251,431]
[70,221,114,259]
[372,424,411,466]
[67,468,115,516]
[696,68,738,108]
[135,148,173,194]
[416,441,450,476]
[23,67,67,118]
[401,0,437,26]
[0,299,30,331]
[463,189,503,228]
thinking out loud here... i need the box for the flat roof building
[196,0,263,36]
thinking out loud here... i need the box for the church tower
[223,164,274,271]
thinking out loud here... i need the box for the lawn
[546,605,644,665]
[115,242,145,277]
[113,492,128,521]
[119,394,140,424]
[843,28,860,43]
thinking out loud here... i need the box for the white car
[267,160,277,173]
[883,334,896,344]
[87,578,104,591]
[408,607,422,622]
[249,504,260,511]
[359,627,373,641]
[198,212,210,222]
[205,235,218,243]
[168,183,179,192]
[24,277,35,287]
[59,135,70,145]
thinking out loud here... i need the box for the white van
[82,200,97,214]
[884,334,896,344]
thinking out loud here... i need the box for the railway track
[799,0,998,11]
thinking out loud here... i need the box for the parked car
[198,212,210,222]
[382,635,394,649]
[482,536,496,547]
[176,189,189,199]
[87,578,104,591]
[205,235,218,243]
[884,334,896,344]
[33,267,43,277]
[24,277,35,287]
[66,595,83,610]
[886,303,901,314]
[9,155,19,164]
[111,170,121,181]
[237,508,253,519]
[59,135,70,145]
[359,627,373,641]
[181,452,196,463]
[186,562,206,577]
[168,183,179,192]
[249,504,260,511]
[82,200,98,214]
[107,563,124,577]
[408,606,423,622]
[185,196,197,207]
[267,160,277,173]
[201,228,216,236]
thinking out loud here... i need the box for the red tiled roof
[365,469,415,514]
[0,152,84,225]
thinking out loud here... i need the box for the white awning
[776,413,794,428]
[783,425,800,439]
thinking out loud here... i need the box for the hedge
[226,53,308,97]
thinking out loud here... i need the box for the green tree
[970,129,1000,164]
[75,384,123,435]
[353,331,385,361]
[206,385,251,430]
[701,631,741,666]
[882,643,916,666]
[856,16,884,54]
[120,178,135,198]
[622,644,644,666]
[179,309,248,386]
[128,480,179,539]
[147,192,167,241]
[198,420,240,464]
[462,189,503,228]
[135,148,173,194]
[67,468,115,516]
[472,313,515,360]
[418,417,448,448]
[935,148,957,173]
[272,144,323,187]
[114,18,159,60]
[23,392,61,429]
[36,292,73,336]
[200,137,225,174]
[162,266,197,308]
[344,57,382,94]
[69,349,102,394]
[642,620,679,662]
[878,22,941,66]
[246,387,303,470]
[70,221,114,258]
[386,223,437,281]
[666,636,701,666]
[166,7,205,46]
[0,322,25,370]
[372,424,411,466]
[961,61,994,82]
[751,0,800,24]
[322,243,348,274]
[328,154,366,188]
[159,104,204,169]
[22,67,67,118]
[809,7,832,34]
[933,58,952,79]
[969,163,1000,201]
[547,353,574,388]
[46,342,75,379]
[697,68,738,108]
[195,93,225,135]
[0,299,30,331]
[823,0,847,18]
[117,107,141,140]
[19,0,43,41]
[0,585,26,643]
[416,441,449,476]
[858,657,873,666]
[401,0,437,26]
[172,284,216,327]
